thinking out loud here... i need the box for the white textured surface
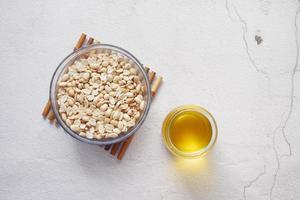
[0,0,300,199]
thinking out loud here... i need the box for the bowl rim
[49,43,152,145]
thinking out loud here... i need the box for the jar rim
[162,105,218,158]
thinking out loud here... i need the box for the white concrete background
[0,0,300,199]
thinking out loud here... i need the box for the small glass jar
[162,105,217,158]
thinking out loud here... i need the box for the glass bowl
[162,105,217,158]
[49,44,152,145]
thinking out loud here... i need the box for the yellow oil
[169,111,212,153]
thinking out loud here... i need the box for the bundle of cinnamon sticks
[42,33,162,160]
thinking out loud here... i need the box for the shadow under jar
[50,44,152,145]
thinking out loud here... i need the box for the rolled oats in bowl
[50,44,151,145]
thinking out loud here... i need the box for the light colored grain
[56,51,146,139]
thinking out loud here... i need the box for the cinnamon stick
[151,76,163,97]
[117,135,134,160]
[74,33,86,51]
[110,143,121,156]
[148,71,156,83]
[87,37,94,45]
[42,100,52,118]
[47,111,55,122]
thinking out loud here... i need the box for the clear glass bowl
[50,44,152,145]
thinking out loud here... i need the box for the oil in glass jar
[162,105,217,158]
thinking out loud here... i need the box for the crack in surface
[225,0,236,22]
[269,6,299,200]
[243,159,266,200]
[225,0,270,80]
[270,113,286,200]
[225,1,300,199]
[280,5,300,157]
